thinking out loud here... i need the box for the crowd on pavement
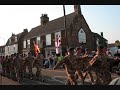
[0,44,120,85]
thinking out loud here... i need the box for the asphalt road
[0,64,120,85]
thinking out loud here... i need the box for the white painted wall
[5,44,18,56]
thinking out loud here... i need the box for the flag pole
[63,5,68,52]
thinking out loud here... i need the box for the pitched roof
[24,12,76,40]
[92,32,107,41]
[5,33,22,46]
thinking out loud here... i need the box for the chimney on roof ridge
[40,14,49,25]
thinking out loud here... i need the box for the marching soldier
[1,56,5,76]
[9,54,15,79]
[53,47,79,85]
[5,55,10,78]
[21,54,27,78]
[74,47,85,84]
[34,53,44,81]
[82,48,95,85]
[83,45,112,85]
[14,53,23,82]
[24,52,35,79]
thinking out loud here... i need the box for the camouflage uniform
[54,54,78,85]
[82,53,94,84]
[85,52,112,85]
[34,53,44,80]
[1,56,5,76]
[24,52,35,79]
[21,54,27,78]
[14,54,24,82]
[9,54,16,79]
[5,55,11,78]
[74,53,84,84]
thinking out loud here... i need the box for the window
[46,34,51,45]
[27,40,30,48]
[13,45,15,50]
[96,38,99,46]
[8,46,9,52]
[23,40,26,48]
[37,36,41,48]
[78,28,86,43]
[15,36,17,42]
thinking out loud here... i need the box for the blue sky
[0,5,120,46]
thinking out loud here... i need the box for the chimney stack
[40,14,49,25]
[101,32,103,37]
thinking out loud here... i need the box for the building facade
[5,29,28,56]
[23,5,108,58]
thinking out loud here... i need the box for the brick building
[22,5,107,58]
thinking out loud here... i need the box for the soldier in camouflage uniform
[82,48,95,85]
[14,53,24,82]
[84,45,112,85]
[9,54,16,79]
[5,55,11,78]
[74,47,85,84]
[1,56,5,76]
[20,54,27,78]
[34,53,44,81]
[24,52,35,79]
[53,47,79,85]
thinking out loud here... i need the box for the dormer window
[78,28,86,43]
[15,36,17,42]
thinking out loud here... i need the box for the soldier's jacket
[14,56,23,69]
[54,54,78,75]
[82,54,93,67]
[25,55,35,66]
[75,54,84,70]
[87,53,111,73]
[34,57,43,68]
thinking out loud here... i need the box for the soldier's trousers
[36,65,42,79]
[16,68,23,82]
[66,74,77,85]
[75,70,84,84]
[95,71,112,85]
[83,70,94,84]
[10,68,16,79]
[28,65,33,78]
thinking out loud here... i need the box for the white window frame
[27,39,30,48]
[78,28,86,43]
[23,40,26,48]
[13,45,15,50]
[46,34,51,45]
[8,46,9,52]
[37,36,41,48]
